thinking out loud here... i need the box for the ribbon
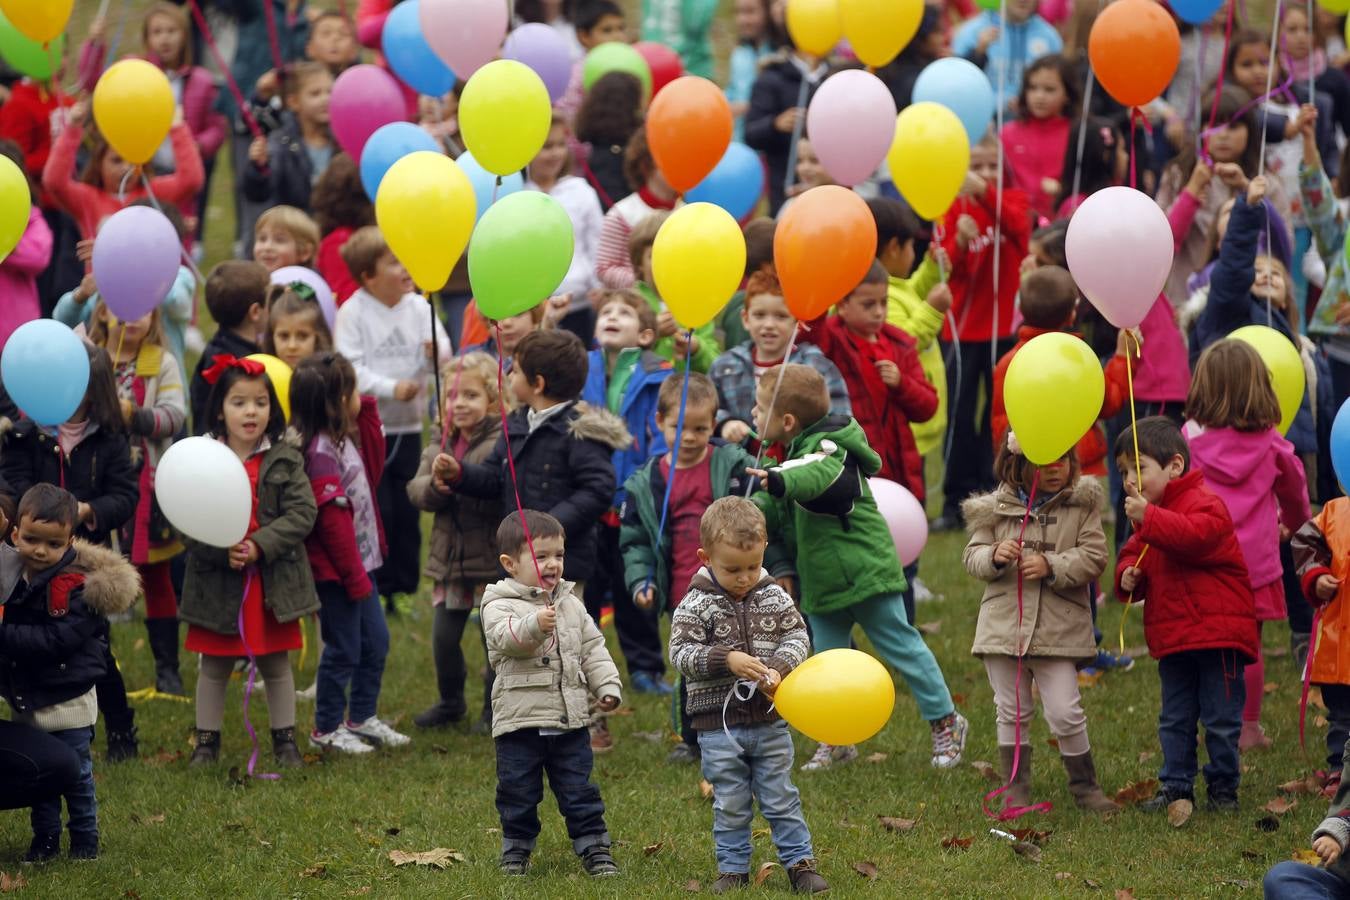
[426,291,443,428]
[1118,331,1149,655]
[187,0,263,138]
[646,332,693,595]
[721,678,773,754]
[202,353,265,385]
[1299,605,1323,752]
[237,566,280,780]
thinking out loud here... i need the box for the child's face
[500,534,565,593]
[883,237,916,278]
[970,144,1000,184]
[111,309,153,350]
[1038,457,1072,493]
[146,13,186,67]
[531,124,569,184]
[1006,0,1037,22]
[271,310,321,369]
[363,252,414,304]
[1282,10,1312,61]
[578,14,627,49]
[596,300,653,351]
[1252,257,1288,308]
[658,399,716,468]
[1023,67,1068,120]
[253,225,304,272]
[734,0,767,41]
[752,382,795,444]
[508,364,543,406]
[640,246,655,285]
[220,377,271,446]
[100,147,131,193]
[307,17,357,68]
[1230,44,1270,98]
[836,282,888,338]
[12,515,73,576]
[697,541,766,600]
[741,293,795,360]
[448,372,492,431]
[1206,123,1248,164]
[795,139,830,189]
[494,310,536,356]
[287,71,334,128]
[1117,451,1184,505]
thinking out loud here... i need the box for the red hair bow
[201,354,265,385]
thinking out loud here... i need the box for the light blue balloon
[1332,398,1350,491]
[360,121,441,200]
[686,143,764,222]
[1171,0,1224,25]
[381,0,456,97]
[2,319,89,426]
[912,58,996,145]
[456,150,524,221]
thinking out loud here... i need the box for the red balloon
[634,41,684,96]
[646,75,733,195]
[775,186,877,321]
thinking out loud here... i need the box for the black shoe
[666,742,700,764]
[272,728,304,768]
[711,872,750,893]
[69,835,99,860]
[189,730,220,767]
[470,715,493,736]
[105,727,139,762]
[146,618,184,695]
[500,847,531,876]
[413,703,464,730]
[383,595,399,616]
[1139,786,1194,811]
[787,858,829,893]
[581,844,619,877]
[1205,791,1239,812]
[22,833,59,864]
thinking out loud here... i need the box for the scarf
[1285,48,1327,84]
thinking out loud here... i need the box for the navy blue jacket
[582,349,671,508]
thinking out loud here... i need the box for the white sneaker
[930,712,969,769]
[296,682,317,701]
[800,743,858,771]
[346,716,412,748]
[311,725,374,754]
[913,577,941,603]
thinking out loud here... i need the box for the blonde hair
[88,299,169,352]
[256,205,320,261]
[143,2,191,68]
[1186,339,1282,432]
[700,496,768,551]
[443,351,507,418]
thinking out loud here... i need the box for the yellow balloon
[244,354,293,422]
[1326,0,1350,15]
[888,102,970,222]
[840,0,922,68]
[0,155,31,261]
[92,60,173,166]
[459,60,551,177]
[375,151,476,293]
[1004,332,1105,465]
[0,0,73,44]
[774,649,896,745]
[786,0,842,57]
[1230,325,1306,436]
[651,202,745,329]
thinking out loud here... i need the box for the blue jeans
[315,580,391,734]
[494,727,609,855]
[1264,860,1350,899]
[30,726,95,842]
[698,721,813,874]
[1157,649,1245,797]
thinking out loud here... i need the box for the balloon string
[1070,64,1096,205]
[439,356,465,451]
[138,170,208,289]
[1299,606,1322,753]
[782,78,810,204]
[1206,0,1237,135]
[237,566,280,781]
[186,0,264,138]
[297,615,308,673]
[1118,331,1148,655]
[990,0,1007,376]
[426,290,443,429]
[745,320,801,495]
[645,341,694,596]
[494,324,549,606]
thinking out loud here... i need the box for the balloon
[358,121,441,200]
[583,41,652,96]
[244,354,294,421]
[1066,187,1173,329]
[651,203,746,329]
[455,150,524,221]
[774,649,896,745]
[468,192,574,321]
[92,60,174,166]
[1,320,89,426]
[375,151,476,292]
[1331,399,1350,490]
[912,57,995,145]
[0,0,72,44]
[419,0,508,78]
[0,11,63,80]
[686,143,765,221]
[154,437,252,548]
[330,64,406,159]
[0,155,30,261]
[1328,0,1350,13]
[888,102,970,221]
[646,76,733,194]
[382,0,456,97]
[634,41,684,96]
[1089,0,1181,108]
[503,23,572,102]
[774,185,877,320]
[806,70,896,187]
[1004,333,1106,465]
[459,60,551,176]
[92,207,181,322]
[839,0,922,68]
[786,0,842,57]
[270,266,336,331]
[1231,326,1306,437]
[867,478,928,567]
[1171,0,1225,25]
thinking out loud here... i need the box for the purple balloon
[502,23,572,102]
[92,207,180,322]
[271,266,337,330]
[330,64,407,158]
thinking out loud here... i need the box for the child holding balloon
[311,153,372,306]
[999,54,1079,221]
[190,261,268,434]
[628,213,720,373]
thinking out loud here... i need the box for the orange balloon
[646,75,733,194]
[774,186,877,321]
[1088,0,1180,108]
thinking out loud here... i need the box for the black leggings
[0,719,80,811]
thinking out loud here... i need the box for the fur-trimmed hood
[568,401,633,452]
[961,477,1104,532]
[0,539,140,617]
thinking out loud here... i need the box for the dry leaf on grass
[1292,848,1323,865]
[1011,841,1042,862]
[1055,872,1073,880]
[301,865,326,878]
[852,861,879,879]
[1115,890,1136,900]
[632,730,665,744]
[941,835,974,850]
[878,816,919,833]
[387,848,464,869]
[1262,797,1298,816]
[1316,715,1330,728]
[1010,828,1052,845]
[1084,878,1102,889]
[1167,798,1193,828]
[753,862,781,886]
[0,872,26,893]
[1046,737,1060,750]
[132,812,166,825]
[699,780,714,800]
[865,752,889,763]
[970,760,1000,782]
[644,842,664,857]
[1113,778,1160,806]
[1256,815,1280,832]
[1264,682,1279,695]
[1279,775,1323,796]
[1241,849,1261,860]
[1137,751,1155,764]
[684,880,702,892]
[916,620,942,635]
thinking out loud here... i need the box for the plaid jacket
[710,342,851,434]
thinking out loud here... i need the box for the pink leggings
[983,655,1090,756]
[1243,623,1264,724]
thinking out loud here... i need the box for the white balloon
[154,437,252,548]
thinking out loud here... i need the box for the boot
[272,727,304,768]
[1063,750,1120,813]
[998,744,1033,809]
[786,858,828,893]
[189,730,220,767]
[145,617,184,695]
[104,707,138,762]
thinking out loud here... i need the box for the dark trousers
[0,720,80,811]
[1287,541,1315,636]
[494,727,610,854]
[1322,684,1350,773]
[95,638,134,735]
[594,522,664,676]
[30,726,96,842]
[677,674,696,748]
[940,338,1014,517]
[376,432,423,598]
[431,603,493,722]
[315,580,391,734]
[1157,649,1246,797]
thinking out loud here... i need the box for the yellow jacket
[885,257,948,457]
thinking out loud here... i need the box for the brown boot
[1062,750,1120,813]
[787,858,828,893]
[998,744,1033,809]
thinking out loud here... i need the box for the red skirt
[185,573,301,657]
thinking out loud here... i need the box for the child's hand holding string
[1019,553,1050,581]
[874,359,900,387]
[1247,174,1267,206]
[229,540,259,570]
[1316,573,1343,605]
[634,586,655,610]
[432,453,457,491]
[1123,481,1148,525]
[1120,566,1143,593]
[926,283,952,315]
[992,539,1020,567]
[1315,835,1343,866]
[759,667,781,696]
[595,695,620,712]
[727,650,770,682]
[722,420,752,444]
[656,310,679,338]
[955,214,979,248]
[1184,160,1212,200]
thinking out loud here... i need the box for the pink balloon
[330,64,406,159]
[1065,186,1174,329]
[420,0,508,80]
[805,70,897,187]
[868,478,928,567]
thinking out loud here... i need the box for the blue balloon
[2,319,89,426]
[1333,398,1350,491]
[912,58,996,145]
[381,0,455,97]
[456,150,524,221]
[1170,0,1224,25]
[359,121,441,200]
[686,143,764,222]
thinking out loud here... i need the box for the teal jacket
[753,415,907,615]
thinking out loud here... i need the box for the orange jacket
[1294,499,1350,686]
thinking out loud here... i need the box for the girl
[726,0,779,140]
[1054,118,1124,219]
[291,353,408,754]
[1001,54,1080,221]
[1300,98,1350,418]
[595,127,676,289]
[0,140,52,352]
[253,205,321,274]
[961,435,1116,812]
[182,357,318,768]
[515,0,584,59]
[745,44,832,214]
[263,284,333,370]
[574,71,645,212]
[464,302,550,370]
[778,137,833,213]
[311,153,372,305]
[1280,5,1350,145]
[407,354,504,733]
[1183,340,1310,750]
[242,61,336,212]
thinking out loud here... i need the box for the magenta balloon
[867,477,928,567]
[91,206,180,322]
[1065,186,1174,329]
[420,0,509,79]
[805,70,897,187]
[330,64,406,158]
[503,23,572,102]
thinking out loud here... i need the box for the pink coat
[0,206,52,352]
[1128,187,1197,405]
[1000,116,1071,221]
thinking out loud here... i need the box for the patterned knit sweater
[669,568,810,732]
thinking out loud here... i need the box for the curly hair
[576,72,644,150]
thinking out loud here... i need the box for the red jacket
[319,227,360,305]
[0,81,73,205]
[939,181,1030,343]
[801,315,938,501]
[1115,470,1258,663]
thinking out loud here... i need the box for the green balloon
[469,192,575,321]
[582,41,652,97]
[0,10,63,81]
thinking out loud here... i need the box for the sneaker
[296,682,317,702]
[413,703,465,730]
[310,725,375,754]
[930,712,969,769]
[590,720,613,754]
[1205,791,1239,812]
[347,716,412,748]
[189,729,220,767]
[1139,786,1194,811]
[711,872,750,893]
[1094,649,1135,672]
[69,835,99,860]
[787,858,829,893]
[581,844,619,877]
[666,742,700,764]
[22,833,59,864]
[913,577,941,603]
[630,670,673,695]
[500,847,531,876]
[801,742,858,771]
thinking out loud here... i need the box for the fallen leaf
[752,828,771,839]
[1241,850,1261,860]
[971,760,1000,782]
[1267,644,1289,657]
[1256,815,1280,832]
[1279,776,1322,796]
[387,848,464,869]
[227,765,244,786]
[852,861,879,879]
[1219,879,1253,889]
[345,887,371,896]
[1115,890,1136,900]
[1011,841,1042,862]
[1167,798,1193,828]
[865,752,889,763]
[1010,828,1052,845]
[0,872,26,893]
[302,753,322,765]
[753,862,781,886]
[684,880,702,893]
[301,865,326,878]
[1113,778,1160,806]
[917,620,942,635]
[1293,848,1323,865]
[700,780,714,800]
[643,841,664,857]
[1084,878,1102,889]
[1079,670,1104,688]
[941,835,974,850]
[1055,872,1074,880]
[878,816,919,833]
[133,637,145,652]
[1316,715,1330,728]
[1263,797,1298,816]
[1046,737,1060,750]
[385,828,401,836]
[430,744,449,755]
[1265,682,1279,695]
[147,750,183,766]
[951,692,966,705]
[1137,751,1155,764]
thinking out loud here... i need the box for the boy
[0,485,139,862]
[714,217,776,352]
[669,497,826,893]
[629,212,720,373]
[557,0,629,121]
[1115,417,1257,811]
[482,510,622,877]
[190,260,267,433]
[306,10,358,76]
[952,0,1062,111]
[750,364,968,772]
[335,226,451,613]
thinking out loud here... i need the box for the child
[1280,5,1350,143]
[263,283,333,370]
[307,10,359,75]
[291,353,409,754]
[642,0,718,79]
[0,484,139,862]
[715,217,776,352]
[190,261,268,433]
[253,204,321,274]
[516,0,584,58]
[467,302,548,371]
[482,510,622,877]
[574,72,646,212]
[1292,494,1350,780]
[311,153,372,305]
[953,0,1062,112]
[777,137,833,212]
[556,0,628,124]
[0,140,52,352]
[595,129,677,289]
[1115,416,1258,810]
[1263,804,1350,896]
[182,356,318,768]
[727,0,777,142]
[629,213,720,372]
[1053,117,1124,218]
[668,496,826,893]
[744,45,831,214]
[243,61,336,212]
[408,354,504,732]
[750,364,968,771]
[1000,54,1078,221]
[962,436,1117,813]
[335,226,450,612]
